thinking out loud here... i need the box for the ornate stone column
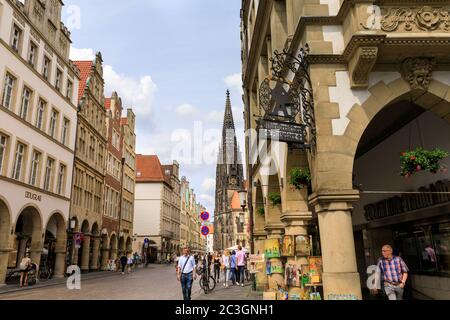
[309,190,362,300]
[253,232,268,290]
[81,234,91,272]
[90,236,101,271]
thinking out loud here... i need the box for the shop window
[395,221,450,276]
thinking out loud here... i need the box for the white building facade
[0,0,79,284]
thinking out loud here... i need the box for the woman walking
[213,252,221,283]
[222,250,231,287]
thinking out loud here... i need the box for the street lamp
[238,189,247,210]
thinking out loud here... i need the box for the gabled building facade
[0,0,79,283]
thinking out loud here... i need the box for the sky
[63,0,245,214]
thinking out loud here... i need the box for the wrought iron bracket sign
[257,119,308,147]
[259,44,317,152]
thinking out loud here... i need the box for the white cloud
[103,65,157,120]
[199,194,214,205]
[224,73,243,95]
[175,104,199,117]
[205,110,223,123]
[202,178,216,193]
[69,47,95,60]
[70,47,157,124]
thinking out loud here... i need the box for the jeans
[180,272,194,300]
[237,266,245,284]
[230,268,237,284]
[384,283,404,300]
[214,266,220,281]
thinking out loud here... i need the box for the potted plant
[268,192,282,206]
[400,148,449,177]
[289,168,311,190]
[257,207,265,217]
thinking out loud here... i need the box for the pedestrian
[120,254,128,274]
[230,250,237,285]
[371,244,409,300]
[127,254,133,273]
[235,246,246,287]
[222,250,231,287]
[19,252,32,287]
[177,247,197,301]
[213,252,221,282]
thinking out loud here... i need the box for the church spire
[222,90,235,131]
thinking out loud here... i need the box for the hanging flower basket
[400,148,449,177]
[289,168,311,190]
[268,192,282,206]
[257,207,265,217]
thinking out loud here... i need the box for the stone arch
[91,222,100,236]
[109,233,118,260]
[315,78,450,191]
[13,206,43,268]
[0,198,12,284]
[80,220,90,234]
[44,211,67,277]
[126,237,132,254]
[118,236,125,255]
[253,178,266,230]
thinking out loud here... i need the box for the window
[11,25,22,52]
[2,73,15,109]
[49,108,59,138]
[61,118,70,145]
[12,143,26,181]
[66,80,73,100]
[42,56,51,81]
[29,150,41,186]
[79,128,86,155]
[0,134,7,175]
[20,87,32,120]
[35,99,46,130]
[28,42,38,67]
[43,157,54,191]
[56,164,66,195]
[89,136,95,161]
[55,69,62,92]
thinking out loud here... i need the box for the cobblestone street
[0,265,202,300]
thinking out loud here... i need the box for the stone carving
[381,6,450,32]
[401,58,436,90]
[350,47,378,88]
[33,3,44,21]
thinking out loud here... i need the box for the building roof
[161,165,173,185]
[73,61,93,103]
[136,155,165,183]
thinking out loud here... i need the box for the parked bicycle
[198,264,216,294]
[38,264,54,281]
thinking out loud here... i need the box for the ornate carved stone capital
[348,46,379,89]
[308,189,360,214]
[401,57,436,90]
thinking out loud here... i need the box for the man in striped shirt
[372,244,409,300]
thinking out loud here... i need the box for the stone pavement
[0,264,155,296]
[194,282,263,300]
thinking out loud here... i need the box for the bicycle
[198,265,216,294]
[38,264,54,281]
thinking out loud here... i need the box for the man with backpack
[177,247,197,300]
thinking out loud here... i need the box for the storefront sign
[258,119,307,145]
[364,180,450,221]
[25,191,42,202]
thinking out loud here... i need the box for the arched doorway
[90,223,100,271]
[126,237,132,255]
[118,236,125,257]
[13,206,43,269]
[351,90,450,300]
[44,212,67,278]
[0,198,11,284]
[109,233,118,260]
[79,220,90,272]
